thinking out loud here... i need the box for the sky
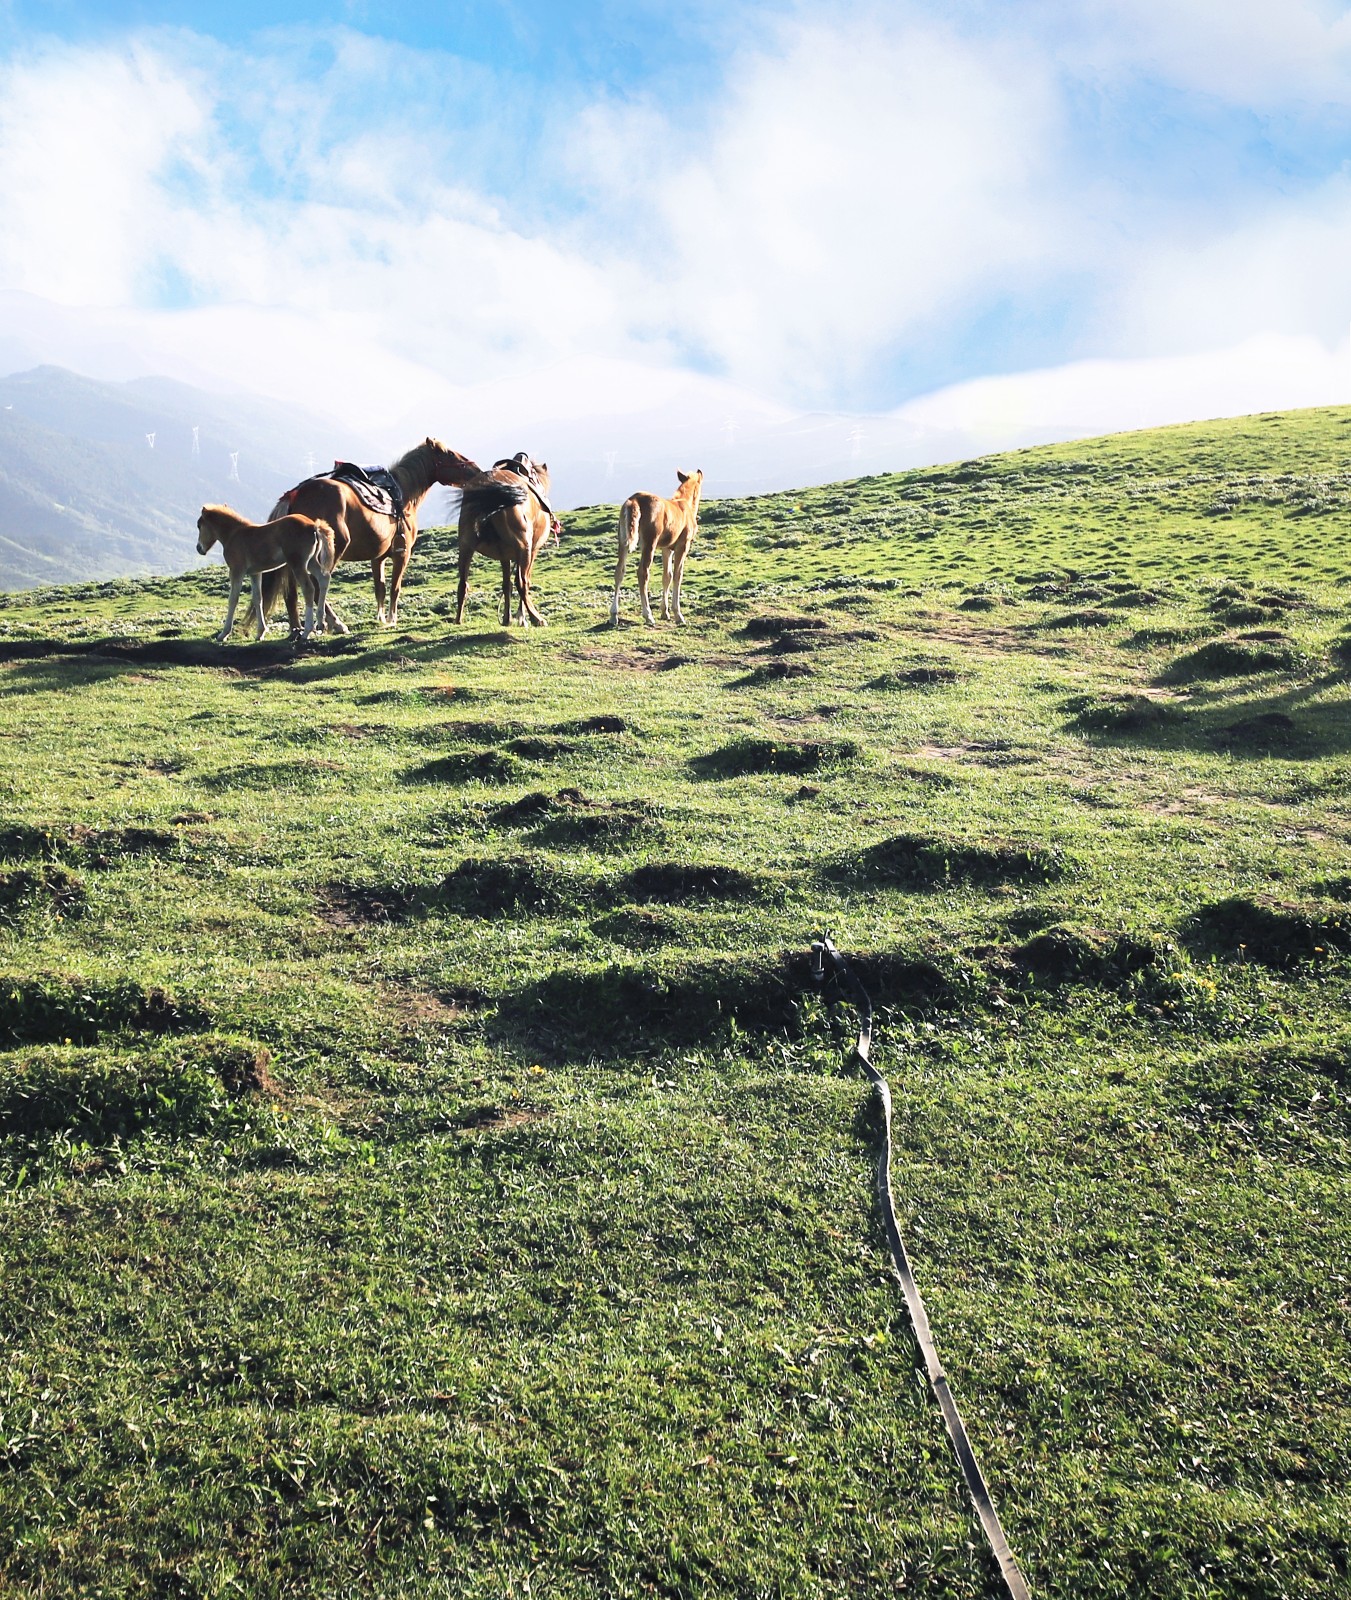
[1,1,1350,501]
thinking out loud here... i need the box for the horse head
[423,436,479,487]
[196,505,224,555]
[675,469,704,507]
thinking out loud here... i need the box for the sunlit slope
[0,404,1346,1600]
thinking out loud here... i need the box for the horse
[256,437,479,634]
[610,469,703,626]
[196,504,336,644]
[454,455,559,627]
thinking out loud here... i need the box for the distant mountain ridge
[0,367,381,589]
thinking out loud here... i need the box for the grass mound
[828,831,1071,889]
[1011,923,1178,987]
[617,862,766,903]
[730,660,815,686]
[1043,609,1116,629]
[1182,895,1351,967]
[488,790,656,846]
[0,865,86,921]
[0,1035,274,1165]
[1161,636,1307,681]
[0,824,177,867]
[434,856,593,917]
[590,906,694,948]
[0,973,211,1044]
[1064,691,1178,733]
[1164,1035,1351,1142]
[868,664,961,689]
[553,714,631,735]
[504,735,583,762]
[740,615,830,640]
[500,946,962,1052]
[1212,711,1301,753]
[406,749,529,785]
[690,737,860,778]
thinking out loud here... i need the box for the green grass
[1,405,1350,1597]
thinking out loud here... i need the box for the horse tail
[619,498,640,553]
[311,517,337,573]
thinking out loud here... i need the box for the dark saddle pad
[280,462,405,521]
[325,461,406,520]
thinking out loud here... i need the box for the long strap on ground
[811,937,1031,1600]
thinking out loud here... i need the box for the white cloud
[0,9,1349,513]
[572,11,1063,399]
[1053,0,1351,106]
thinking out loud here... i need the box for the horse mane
[390,437,478,502]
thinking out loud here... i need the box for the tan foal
[196,504,336,643]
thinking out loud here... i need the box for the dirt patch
[1182,895,1351,967]
[617,862,765,903]
[690,737,860,778]
[566,647,709,673]
[451,1105,550,1135]
[317,882,419,926]
[827,832,1071,890]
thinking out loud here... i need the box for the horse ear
[677,470,689,483]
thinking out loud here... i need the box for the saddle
[282,462,406,522]
[492,452,554,518]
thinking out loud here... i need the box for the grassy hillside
[0,405,1349,1599]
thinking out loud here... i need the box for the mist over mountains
[0,367,380,589]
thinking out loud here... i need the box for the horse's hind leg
[251,573,269,641]
[371,559,388,625]
[386,544,412,626]
[519,554,547,627]
[660,549,674,620]
[637,544,656,626]
[610,535,629,626]
[454,544,472,624]
[500,561,513,627]
[295,559,318,641]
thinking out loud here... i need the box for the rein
[810,936,1032,1600]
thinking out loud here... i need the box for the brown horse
[258,437,479,633]
[196,504,335,643]
[455,456,558,627]
[610,469,703,625]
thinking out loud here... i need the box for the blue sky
[1,2,1349,495]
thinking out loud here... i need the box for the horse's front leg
[673,542,689,625]
[501,560,513,627]
[296,561,317,641]
[216,571,243,643]
[454,542,473,624]
[371,559,388,625]
[660,548,674,620]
